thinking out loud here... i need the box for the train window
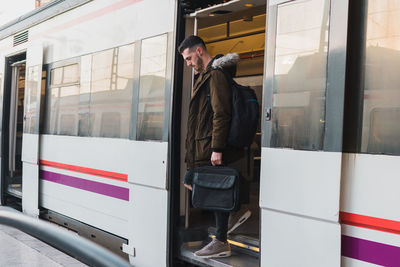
[360,1,400,155]
[63,64,79,84]
[100,112,121,138]
[44,87,59,134]
[51,67,63,85]
[137,34,167,141]
[91,49,114,93]
[57,85,79,136]
[78,113,91,136]
[58,114,76,135]
[46,63,80,135]
[270,0,330,150]
[24,65,40,133]
[90,43,134,139]
[78,55,92,136]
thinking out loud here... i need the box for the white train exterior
[0,0,399,266]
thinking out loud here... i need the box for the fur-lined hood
[210,53,239,76]
[212,53,240,69]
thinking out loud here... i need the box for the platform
[0,224,86,266]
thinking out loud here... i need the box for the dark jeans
[214,211,229,242]
[214,174,249,242]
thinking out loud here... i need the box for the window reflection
[270,0,330,150]
[24,65,39,133]
[51,67,62,86]
[63,64,79,84]
[90,44,135,138]
[58,85,79,136]
[137,34,167,141]
[361,0,400,154]
[44,87,59,134]
[45,43,135,139]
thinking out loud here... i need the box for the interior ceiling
[181,0,267,18]
[180,0,230,14]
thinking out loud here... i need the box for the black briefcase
[192,165,240,212]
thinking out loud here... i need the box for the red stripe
[40,160,128,182]
[340,211,400,235]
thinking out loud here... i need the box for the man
[179,35,251,258]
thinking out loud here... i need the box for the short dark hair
[178,35,206,53]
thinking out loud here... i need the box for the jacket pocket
[195,136,212,163]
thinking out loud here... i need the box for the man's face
[181,46,204,73]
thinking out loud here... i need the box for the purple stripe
[41,170,129,201]
[342,235,400,267]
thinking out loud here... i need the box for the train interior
[178,1,265,266]
[2,53,27,202]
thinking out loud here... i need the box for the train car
[0,1,176,266]
[0,0,399,266]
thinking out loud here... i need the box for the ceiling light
[245,3,254,7]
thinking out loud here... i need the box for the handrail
[0,207,131,267]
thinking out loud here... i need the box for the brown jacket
[185,54,244,170]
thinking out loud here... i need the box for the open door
[260,0,348,266]
[21,43,44,217]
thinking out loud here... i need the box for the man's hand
[184,184,192,191]
[211,152,223,166]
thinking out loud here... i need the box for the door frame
[1,52,27,205]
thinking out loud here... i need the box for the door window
[270,0,330,150]
[360,0,400,155]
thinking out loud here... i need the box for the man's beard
[195,56,204,73]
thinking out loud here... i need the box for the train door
[260,0,348,266]
[1,45,45,216]
[21,43,45,217]
[6,60,26,200]
[176,1,265,266]
[1,52,26,206]
[2,44,46,217]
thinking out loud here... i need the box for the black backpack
[207,71,260,148]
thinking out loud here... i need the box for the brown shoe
[194,238,231,258]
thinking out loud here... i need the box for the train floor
[0,224,86,266]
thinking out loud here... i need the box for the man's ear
[195,46,202,56]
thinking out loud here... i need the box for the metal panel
[126,184,168,267]
[22,42,43,163]
[0,0,92,40]
[21,134,40,166]
[22,162,40,216]
[129,40,141,140]
[261,4,276,147]
[269,0,293,6]
[342,224,400,251]
[41,174,132,239]
[163,32,175,142]
[39,0,176,64]
[261,208,340,267]
[39,135,168,190]
[341,256,381,267]
[341,153,400,223]
[21,43,43,217]
[0,55,5,160]
[260,147,342,222]
[323,0,350,152]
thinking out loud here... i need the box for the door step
[208,227,259,257]
[6,184,22,198]
[180,242,259,267]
